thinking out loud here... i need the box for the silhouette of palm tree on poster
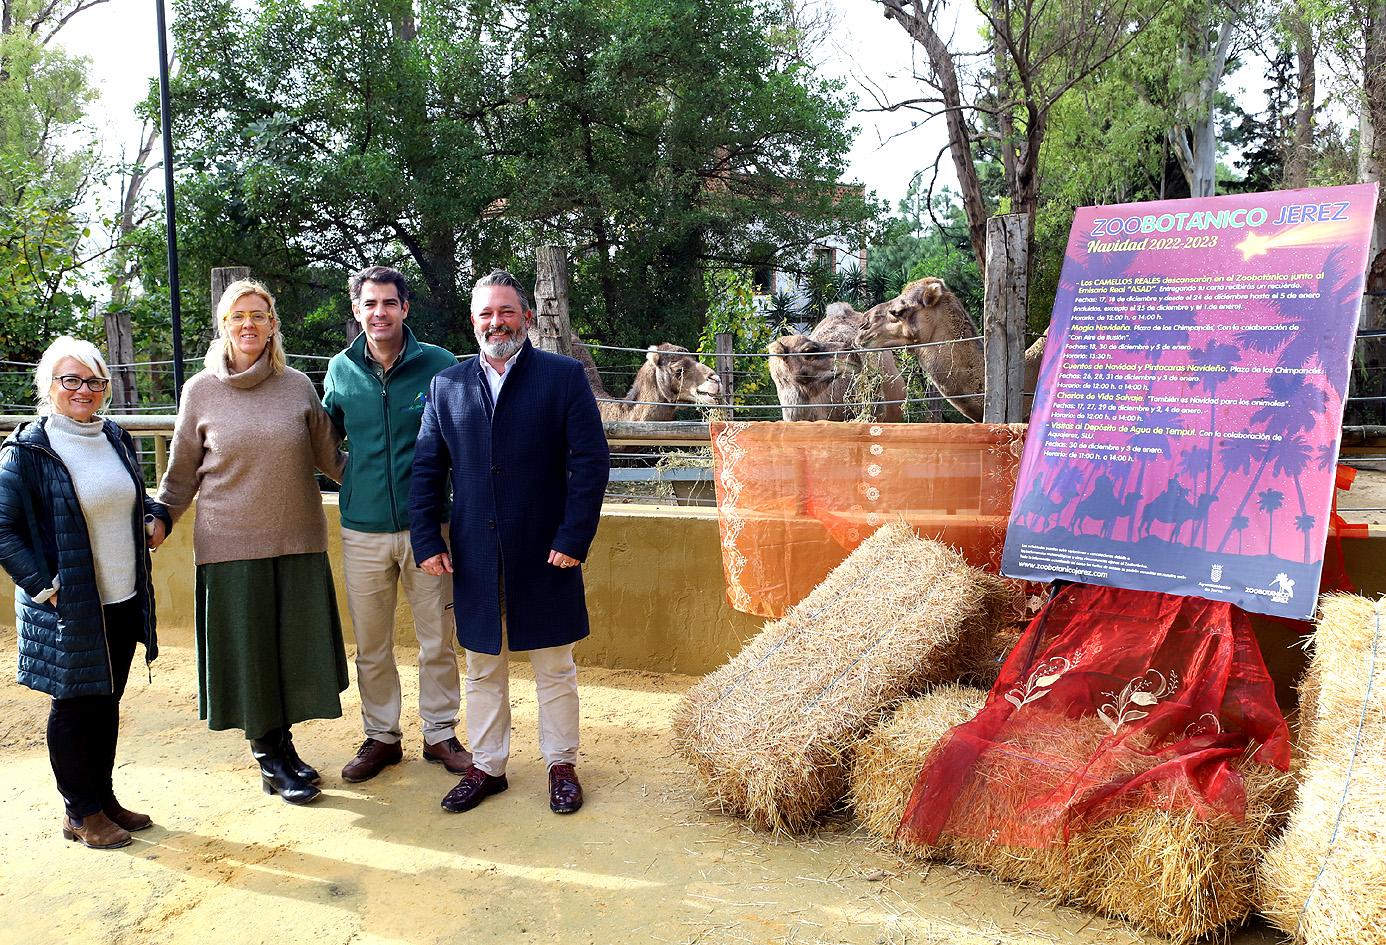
[1295,513,1316,562]
[1258,488,1286,557]
[1229,513,1251,553]
[1218,382,1326,553]
[1190,339,1241,494]
[1269,433,1315,561]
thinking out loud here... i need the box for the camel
[570,337,722,422]
[768,302,906,422]
[855,277,1047,422]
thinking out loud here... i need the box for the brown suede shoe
[548,763,583,814]
[341,738,403,783]
[103,798,153,831]
[422,736,473,774]
[440,767,508,813]
[62,812,132,849]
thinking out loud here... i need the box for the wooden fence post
[210,267,251,316]
[983,214,1028,423]
[533,246,573,357]
[103,309,138,410]
[714,331,735,405]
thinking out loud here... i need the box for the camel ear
[646,345,662,366]
[920,279,947,307]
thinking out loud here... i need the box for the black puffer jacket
[0,417,171,698]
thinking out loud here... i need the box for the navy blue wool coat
[0,418,172,698]
[409,341,609,654]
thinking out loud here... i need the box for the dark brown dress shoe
[440,767,508,813]
[341,738,404,783]
[62,812,132,849]
[548,763,583,814]
[102,798,153,831]
[423,736,474,774]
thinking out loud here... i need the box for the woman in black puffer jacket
[0,336,172,850]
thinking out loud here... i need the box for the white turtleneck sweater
[45,413,138,605]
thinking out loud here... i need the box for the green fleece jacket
[323,326,457,533]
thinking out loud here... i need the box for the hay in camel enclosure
[1260,594,1386,945]
[849,685,1295,944]
[671,523,1023,834]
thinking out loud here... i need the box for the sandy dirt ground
[1340,466,1386,526]
[0,630,1283,945]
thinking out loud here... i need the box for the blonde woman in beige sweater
[157,279,347,805]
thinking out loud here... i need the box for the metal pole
[155,0,185,401]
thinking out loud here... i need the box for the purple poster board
[1002,184,1379,619]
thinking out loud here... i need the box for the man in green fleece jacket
[323,266,472,783]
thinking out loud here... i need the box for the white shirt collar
[479,344,524,402]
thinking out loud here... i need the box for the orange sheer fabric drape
[710,421,1027,618]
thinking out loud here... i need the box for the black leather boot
[282,726,321,785]
[250,728,321,805]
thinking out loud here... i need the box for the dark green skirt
[195,552,349,740]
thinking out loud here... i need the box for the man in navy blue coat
[410,269,609,815]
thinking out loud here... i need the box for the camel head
[767,333,850,394]
[644,343,722,406]
[856,277,968,349]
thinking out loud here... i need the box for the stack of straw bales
[851,686,1294,943]
[672,523,1022,833]
[1261,594,1386,944]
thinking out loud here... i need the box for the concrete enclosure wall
[2,496,1383,694]
[0,497,764,677]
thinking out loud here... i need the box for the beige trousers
[464,638,579,777]
[340,526,460,746]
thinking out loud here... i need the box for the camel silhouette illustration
[1015,475,1075,530]
[1138,480,1217,543]
[1072,474,1139,538]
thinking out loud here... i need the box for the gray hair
[472,269,532,312]
[35,336,111,414]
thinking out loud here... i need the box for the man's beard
[476,323,527,360]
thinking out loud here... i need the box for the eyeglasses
[55,375,110,392]
[228,311,273,326]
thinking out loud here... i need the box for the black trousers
[47,596,141,819]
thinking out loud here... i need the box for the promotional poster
[1001,184,1379,619]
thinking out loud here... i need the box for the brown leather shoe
[103,798,153,831]
[548,763,583,814]
[440,767,508,813]
[62,812,132,849]
[422,736,473,774]
[341,738,403,783]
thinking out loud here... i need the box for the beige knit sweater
[156,345,346,565]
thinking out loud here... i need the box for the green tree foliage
[0,3,98,396]
[137,0,871,363]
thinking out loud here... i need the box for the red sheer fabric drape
[710,421,1026,618]
[899,584,1291,848]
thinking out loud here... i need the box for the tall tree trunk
[880,0,989,282]
[1171,18,1236,197]
[1287,8,1315,188]
[1363,0,1386,331]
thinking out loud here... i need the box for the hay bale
[850,687,1294,943]
[850,684,985,841]
[672,523,1022,833]
[1261,594,1386,944]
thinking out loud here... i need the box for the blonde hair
[210,278,286,374]
[35,336,112,415]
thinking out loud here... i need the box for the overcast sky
[60,0,963,219]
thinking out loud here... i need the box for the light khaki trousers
[340,526,460,746]
[464,638,579,777]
